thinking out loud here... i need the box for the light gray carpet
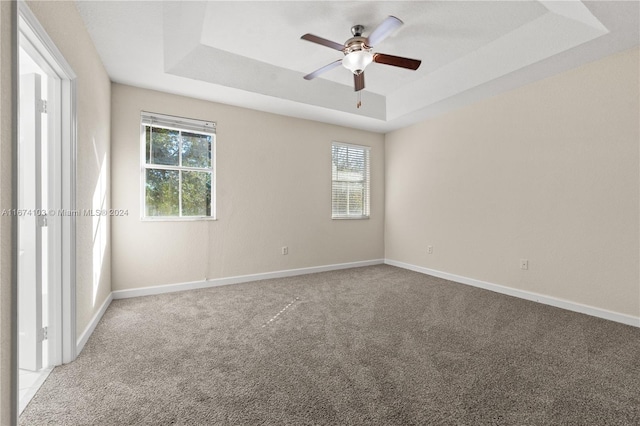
[20,265,640,425]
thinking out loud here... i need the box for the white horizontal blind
[141,111,216,134]
[332,142,370,219]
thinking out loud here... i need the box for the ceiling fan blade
[303,60,343,80]
[301,34,344,51]
[366,16,403,47]
[373,53,421,70]
[354,72,365,92]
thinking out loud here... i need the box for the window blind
[331,142,370,219]
[141,111,216,134]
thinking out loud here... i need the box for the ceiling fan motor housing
[342,35,373,75]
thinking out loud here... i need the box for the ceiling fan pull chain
[357,91,362,109]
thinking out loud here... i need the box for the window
[141,112,215,219]
[332,142,370,219]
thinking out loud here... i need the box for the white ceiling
[75,1,639,133]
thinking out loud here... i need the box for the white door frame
[17,1,77,365]
[17,72,44,372]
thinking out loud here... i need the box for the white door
[18,73,45,372]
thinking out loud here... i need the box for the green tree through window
[142,112,215,218]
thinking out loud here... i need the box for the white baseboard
[76,292,114,355]
[385,259,640,328]
[112,259,385,300]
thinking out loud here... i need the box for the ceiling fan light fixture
[342,50,373,75]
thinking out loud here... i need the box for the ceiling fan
[301,16,422,107]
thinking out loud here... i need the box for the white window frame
[140,111,216,221]
[331,141,371,220]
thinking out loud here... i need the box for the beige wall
[385,47,640,318]
[111,84,384,291]
[0,1,15,423]
[26,1,111,340]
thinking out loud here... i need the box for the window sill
[141,216,217,222]
[332,216,370,220]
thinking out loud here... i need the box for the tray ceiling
[76,1,639,133]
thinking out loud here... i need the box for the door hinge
[39,326,48,341]
[38,99,47,114]
[38,215,48,227]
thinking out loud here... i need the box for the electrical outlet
[427,245,434,255]
[282,246,288,255]
[520,259,528,270]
